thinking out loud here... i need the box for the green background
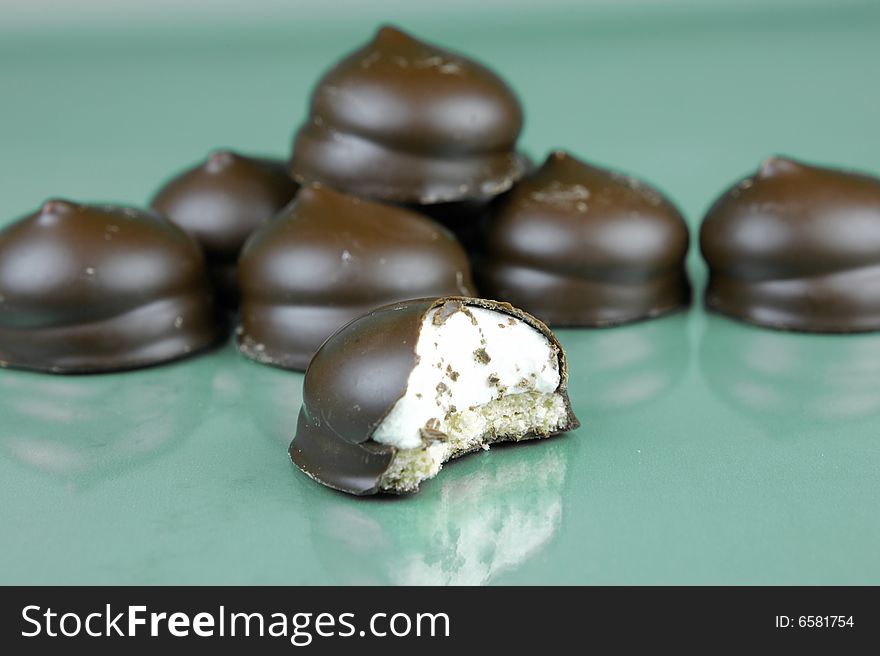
[1,2,879,584]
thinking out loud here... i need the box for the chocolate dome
[0,200,219,373]
[477,151,691,326]
[150,150,299,304]
[237,185,475,370]
[700,157,880,332]
[290,26,526,204]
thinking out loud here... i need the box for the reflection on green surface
[700,314,880,436]
[305,439,569,585]
[0,359,211,486]
[559,312,690,414]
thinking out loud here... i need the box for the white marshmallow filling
[372,305,569,493]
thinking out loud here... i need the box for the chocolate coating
[150,151,299,304]
[236,186,475,371]
[290,25,527,204]
[476,151,691,326]
[0,200,219,373]
[289,297,579,495]
[700,157,880,332]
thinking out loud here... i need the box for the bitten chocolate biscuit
[289,297,579,495]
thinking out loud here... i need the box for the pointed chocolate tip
[371,25,426,54]
[205,150,237,173]
[294,182,336,207]
[375,24,410,43]
[542,150,588,174]
[757,156,802,178]
[290,183,413,220]
[40,199,76,216]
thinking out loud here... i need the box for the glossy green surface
[2,6,880,584]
